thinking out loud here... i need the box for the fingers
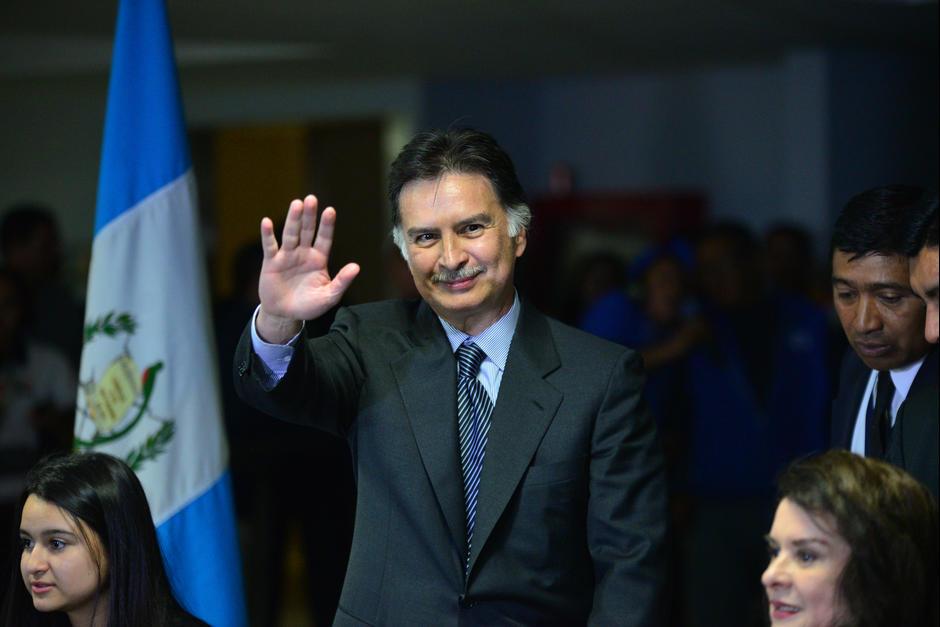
[313,206,338,259]
[330,262,361,297]
[280,198,305,250]
[299,195,317,248]
[260,217,278,259]
[261,195,327,260]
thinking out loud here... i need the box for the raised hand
[256,195,360,343]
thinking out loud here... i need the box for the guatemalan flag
[73,0,247,624]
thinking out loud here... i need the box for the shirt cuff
[249,305,304,383]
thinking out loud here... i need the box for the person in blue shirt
[682,222,829,627]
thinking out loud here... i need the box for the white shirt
[850,356,926,456]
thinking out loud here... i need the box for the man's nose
[926,308,939,344]
[439,233,468,269]
[853,296,882,334]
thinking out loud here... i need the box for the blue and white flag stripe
[77,1,247,625]
[94,0,189,234]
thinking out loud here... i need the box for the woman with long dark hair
[762,450,938,627]
[1,452,207,626]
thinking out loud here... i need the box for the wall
[0,71,422,289]
[423,50,833,251]
[422,48,938,256]
[827,49,939,217]
[2,46,936,288]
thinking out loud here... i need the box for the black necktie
[455,342,493,567]
[865,370,895,458]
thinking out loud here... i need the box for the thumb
[329,262,361,298]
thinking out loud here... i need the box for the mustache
[432,265,485,283]
[852,331,887,343]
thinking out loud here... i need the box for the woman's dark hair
[1,452,202,627]
[777,450,938,627]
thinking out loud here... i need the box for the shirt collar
[438,292,520,371]
[886,355,927,403]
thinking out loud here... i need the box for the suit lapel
[468,302,562,573]
[391,303,466,554]
[833,352,871,449]
[895,346,938,467]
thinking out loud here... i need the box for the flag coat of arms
[74,0,247,624]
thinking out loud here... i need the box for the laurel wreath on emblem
[74,311,174,472]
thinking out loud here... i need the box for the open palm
[257,195,359,341]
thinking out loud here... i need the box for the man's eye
[464,224,482,234]
[414,233,436,244]
[879,294,902,305]
[835,291,855,301]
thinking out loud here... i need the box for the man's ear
[513,229,527,258]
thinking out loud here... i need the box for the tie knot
[876,370,895,404]
[456,342,487,379]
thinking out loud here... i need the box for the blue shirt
[438,293,520,403]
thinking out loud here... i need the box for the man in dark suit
[905,194,938,345]
[234,129,667,625]
[830,186,938,499]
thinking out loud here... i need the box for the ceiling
[1,0,937,81]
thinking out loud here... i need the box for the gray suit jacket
[234,298,667,626]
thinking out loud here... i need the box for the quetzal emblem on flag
[74,311,174,471]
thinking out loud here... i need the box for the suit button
[458,594,474,609]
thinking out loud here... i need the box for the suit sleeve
[232,307,365,436]
[587,349,668,626]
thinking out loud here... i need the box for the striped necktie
[455,342,494,567]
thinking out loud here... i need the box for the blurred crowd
[0,205,82,583]
[566,220,839,626]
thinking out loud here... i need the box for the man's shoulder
[340,298,426,328]
[321,299,437,360]
[912,345,939,391]
[526,304,637,364]
[833,346,868,399]
[837,345,866,377]
[515,307,645,401]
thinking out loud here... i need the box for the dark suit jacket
[831,345,938,498]
[235,298,667,626]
